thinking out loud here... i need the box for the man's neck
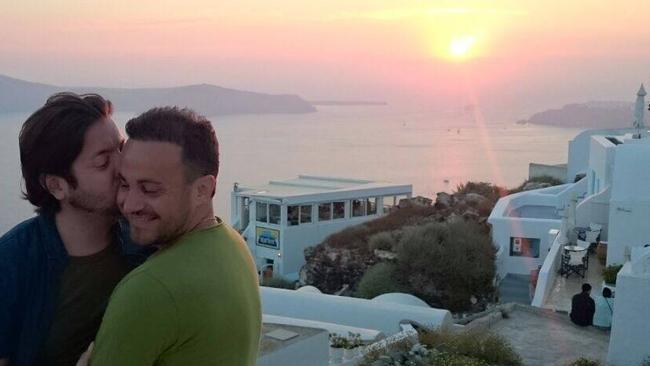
[155,208,217,251]
[55,208,115,257]
[186,205,218,233]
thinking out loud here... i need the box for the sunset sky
[2,1,649,117]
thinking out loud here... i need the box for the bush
[355,262,405,299]
[455,182,508,203]
[261,276,295,289]
[394,221,496,311]
[565,357,601,366]
[419,328,522,366]
[509,175,564,194]
[368,231,398,252]
[602,264,623,285]
[430,353,490,366]
[358,338,416,366]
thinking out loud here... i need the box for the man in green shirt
[88,107,261,365]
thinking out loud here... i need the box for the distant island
[0,74,316,116]
[308,100,387,106]
[522,101,648,128]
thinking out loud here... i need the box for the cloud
[329,7,527,21]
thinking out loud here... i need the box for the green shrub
[602,264,623,285]
[355,262,404,299]
[261,276,295,289]
[455,181,508,203]
[565,357,601,366]
[508,175,564,194]
[358,338,416,366]
[430,353,490,366]
[419,328,522,366]
[394,221,496,311]
[368,231,397,252]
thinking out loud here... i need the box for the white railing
[531,228,565,307]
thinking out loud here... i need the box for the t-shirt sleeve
[90,272,177,366]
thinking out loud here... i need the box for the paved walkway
[499,274,532,305]
[545,253,604,312]
[489,305,609,366]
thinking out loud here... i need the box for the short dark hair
[582,283,592,293]
[602,287,612,298]
[19,92,113,214]
[125,107,219,183]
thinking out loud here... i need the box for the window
[288,204,314,225]
[269,204,281,225]
[366,197,377,215]
[288,205,299,226]
[333,201,345,219]
[352,199,366,217]
[319,203,332,221]
[395,195,408,207]
[300,205,312,224]
[383,196,395,211]
[256,202,268,223]
[509,237,540,258]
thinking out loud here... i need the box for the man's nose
[119,189,145,215]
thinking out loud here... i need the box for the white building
[258,287,453,365]
[231,175,412,280]
[490,85,650,279]
[489,85,650,364]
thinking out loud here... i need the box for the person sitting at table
[570,283,595,326]
[593,287,615,330]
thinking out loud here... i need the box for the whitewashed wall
[607,249,650,366]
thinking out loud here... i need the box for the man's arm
[90,273,176,366]
[0,248,18,363]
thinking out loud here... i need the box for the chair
[589,223,603,232]
[561,249,588,278]
[585,230,600,242]
[584,229,600,253]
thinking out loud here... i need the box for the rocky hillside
[299,183,502,295]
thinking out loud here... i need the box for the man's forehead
[121,140,183,174]
[83,119,122,153]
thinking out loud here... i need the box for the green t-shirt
[90,221,262,366]
[36,242,131,366]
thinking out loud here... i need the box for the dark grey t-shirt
[37,243,131,366]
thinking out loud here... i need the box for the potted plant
[602,264,623,292]
[596,242,607,265]
[343,332,362,360]
[329,333,347,363]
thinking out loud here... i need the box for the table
[564,245,587,252]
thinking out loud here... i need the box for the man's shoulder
[0,215,46,256]
[110,266,175,307]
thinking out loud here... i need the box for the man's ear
[193,175,216,204]
[42,174,70,201]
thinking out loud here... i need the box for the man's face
[117,140,193,246]
[67,118,123,215]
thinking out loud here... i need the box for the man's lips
[127,213,159,226]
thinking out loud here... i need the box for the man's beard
[69,187,119,217]
[130,200,192,247]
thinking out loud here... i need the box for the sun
[448,36,476,60]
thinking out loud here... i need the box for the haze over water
[0,106,581,233]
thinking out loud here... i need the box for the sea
[0,106,582,234]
